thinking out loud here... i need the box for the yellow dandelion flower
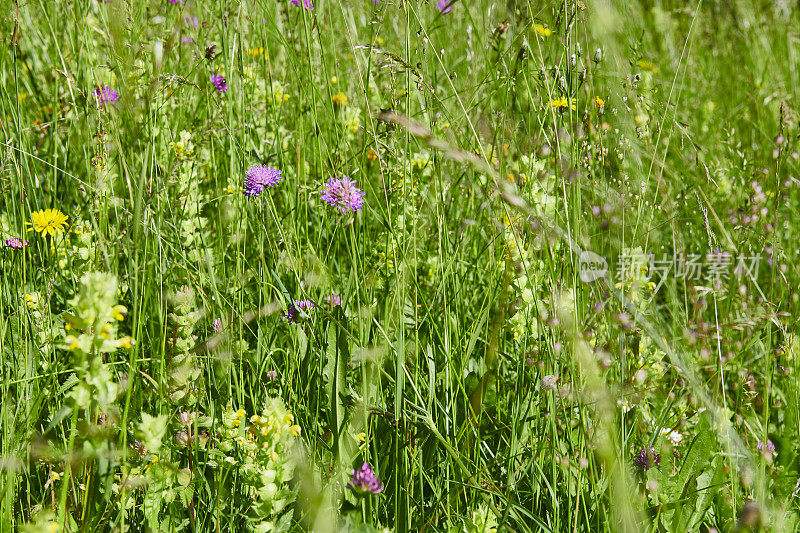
[28,209,68,237]
[332,92,347,106]
[534,24,552,36]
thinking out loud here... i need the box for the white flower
[660,428,683,446]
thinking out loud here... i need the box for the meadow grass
[1,0,799,531]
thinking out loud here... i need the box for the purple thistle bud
[210,74,227,93]
[94,86,119,106]
[633,446,660,471]
[320,176,365,214]
[436,0,453,13]
[243,165,282,197]
[284,299,315,323]
[347,462,383,494]
[5,238,29,249]
[290,0,314,10]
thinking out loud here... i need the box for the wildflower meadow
[2,0,800,531]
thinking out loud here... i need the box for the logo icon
[579,251,608,282]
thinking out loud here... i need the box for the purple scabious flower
[347,462,383,494]
[210,74,227,93]
[436,0,453,13]
[290,0,314,10]
[94,86,119,106]
[284,299,315,323]
[320,176,365,214]
[168,0,184,4]
[633,446,660,471]
[5,238,29,249]
[243,165,282,197]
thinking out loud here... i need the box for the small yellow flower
[637,59,659,73]
[290,425,301,436]
[250,415,262,424]
[595,96,605,107]
[332,92,347,106]
[112,305,128,321]
[534,24,552,37]
[331,76,338,84]
[355,432,366,443]
[118,336,135,349]
[366,148,378,163]
[144,455,159,473]
[28,209,68,237]
[549,97,577,110]
[236,409,246,418]
[66,335,80,350]
[223,185,235,194]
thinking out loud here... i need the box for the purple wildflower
[243,165,282,197]
[633,446,660,471]
[290,0,314,10]
[185,15,199,27]
[436,0,453,13]
[168,0,184,4]
[265,370,278,380]
[319,176,365,214]
[324,294,342,307]
[284,299,315,323]
[210,74,227,93]
[181,37,195,44]
[212,318,223,332]
[348,462,383,494]
[94,86,119,106]
[5,238,29,249]
[757,440,775,456]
